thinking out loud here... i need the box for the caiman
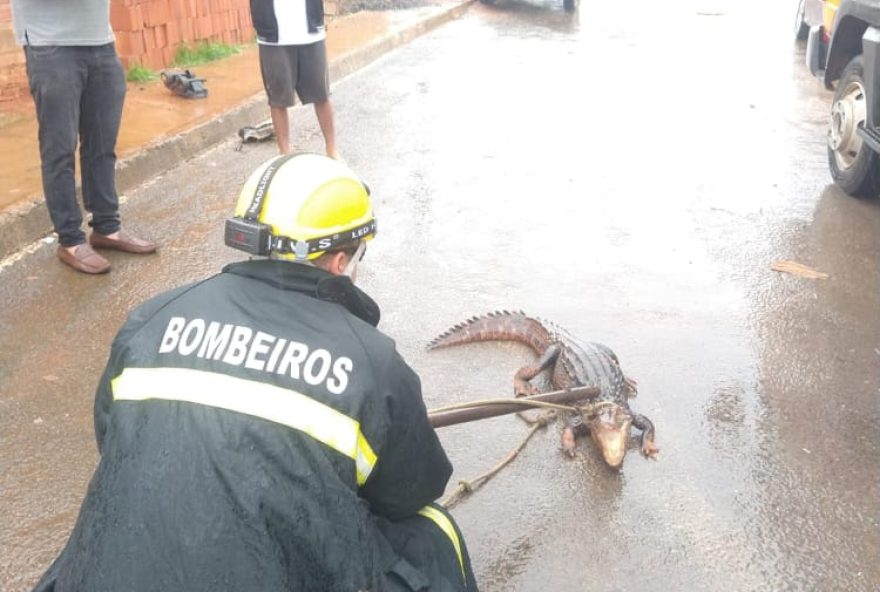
[427,311,659,469]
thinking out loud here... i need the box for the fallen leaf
[771,260,829,280]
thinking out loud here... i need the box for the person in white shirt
[250,0,339,158]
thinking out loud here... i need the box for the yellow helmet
[225,153,376,260]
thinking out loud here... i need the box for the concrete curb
[0,1,473,262]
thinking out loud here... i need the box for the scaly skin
[428,311,658,468]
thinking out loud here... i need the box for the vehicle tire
[563,0,576,11]
[827,55,880,198]
[795,0,809,41]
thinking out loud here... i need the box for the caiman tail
[426,310,553,355]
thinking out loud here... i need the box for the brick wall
[0,0,27,107]
[112,0,256,70]
[0,0,261,106]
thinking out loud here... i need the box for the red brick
[142,26,155,49]
[144,47,163,69]
[181,19,196,43]
[211,13,224,33]
[196,15,212,39]
[153,24,167,48]
[118,30,147,58]
[144,0,170,27]
[110,4,143,32]
[165,20,181,46]
[170,0,186,19]
[0,48,23,69]
[0,27,18,53]
[238,9,251,31]
[133,30,147,54]
[114,30,132,56]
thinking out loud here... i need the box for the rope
[436,397,619,509]
[440,413,553,509]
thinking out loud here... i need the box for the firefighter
[33,154,478,592]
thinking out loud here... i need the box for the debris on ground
[771,260,829,280]
[161,69,208,99]
[238,121,275,143]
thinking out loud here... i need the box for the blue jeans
[25,43,126,247]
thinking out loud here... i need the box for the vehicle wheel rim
[829,80,867,170]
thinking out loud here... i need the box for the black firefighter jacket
[34,260,453,592]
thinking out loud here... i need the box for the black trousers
[25,43,126,247]
[376,503,480,592]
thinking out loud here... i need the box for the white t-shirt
[260,0,325,46]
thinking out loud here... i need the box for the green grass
[173,41,242,67]
[126,64,158,83]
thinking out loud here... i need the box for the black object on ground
[238,120,275,143]
[161,69,208,99]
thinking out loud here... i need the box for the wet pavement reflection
[2,0,879,590]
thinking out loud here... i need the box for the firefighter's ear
[323,250,349,276]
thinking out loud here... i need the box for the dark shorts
[258,40,329,107]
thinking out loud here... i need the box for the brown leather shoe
[57,244,111,274]
[89,230,157,254]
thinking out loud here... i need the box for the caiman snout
[589,405,633,469]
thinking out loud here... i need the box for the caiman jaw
[589,405,633,469]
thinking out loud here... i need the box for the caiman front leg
[632,413,659,458]
[561,414,589,458]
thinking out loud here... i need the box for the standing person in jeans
[250,0,339,158]
[12,0,157,275]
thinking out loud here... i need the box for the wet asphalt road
[2,0,880,590]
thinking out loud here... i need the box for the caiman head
[588,403,633,469]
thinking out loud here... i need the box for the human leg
[79,43,125,237]
[25,45,87,248]
[296,40,337,159]
[314,100,337,159]
[259,44,297,155]
[270,106,291,155]
[78,43,155,257]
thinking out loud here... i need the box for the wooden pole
[428,386,600,428]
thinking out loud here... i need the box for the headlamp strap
[272,217,377,259]
[244,154,296,221]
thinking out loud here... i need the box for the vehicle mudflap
[806,25,827,77]
[857,123,880,153]
[862,27,880,128]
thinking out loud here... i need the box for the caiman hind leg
[513,343,561,396]
[632,413,659,458]
[514,343,561,425]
